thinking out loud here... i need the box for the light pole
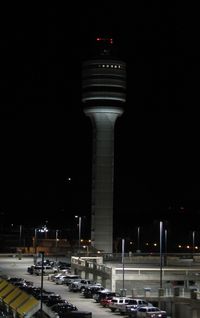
[83,245,89,256]
[192,230,195,254]
[39,251,44,315]
[164,228,167,266]
[18,224,23,260]
[34,228,37,255]
[55,229,59,262]
[137,226,141,253]
[34,225,48,264]
[34,228,38,265]
[160,221,163,289]
[75,215,81,252]
[165,229,167,254]
[19,224,22,247]
[121,238,126,296]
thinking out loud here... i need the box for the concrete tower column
[84,108,123,253]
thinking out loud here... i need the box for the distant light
[38,225,48,233]
[65,177,71,183]
[96,37,114,44]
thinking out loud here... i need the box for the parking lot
[0,256,122,318]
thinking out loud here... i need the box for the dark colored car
[7,277,24,284]
[61,311,92,318]
[83,285,104,298]
[30,287,54,299]
[93,290,119,303]
[51,303,78,314]
[45,294,63,306]
[0,310,12,318]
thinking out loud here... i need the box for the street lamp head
[38,225,48,233]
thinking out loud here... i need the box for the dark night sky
[1,3,200,239]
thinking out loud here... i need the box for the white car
[120,299,151,315]
[50,273,63,282]
[108,296,133,312]
[34,265,54,276]
[69,279,99,292]
[55,275,69,284]
[136,306,167,318]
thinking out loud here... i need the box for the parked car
[34,265,54,276]
[52,262,71,274]
[51,302,78,314]
[119,299,152,315]
[0,310,12,318]
[27,265,35,274]
[56,261,71,269]
[83,285,105,298]
[50,272,64,282]
[7,277,24,283]
[136,306,167,318]
[93,290,118,303]
[100,296,115,308]
[44,294,63,307]
[63,311,92,318]
[63,274,81,286]
[69,279,101,292]
[30,287,54,300]
[108,296,133,312]
[55,275,70,285]
[36,259,54,267]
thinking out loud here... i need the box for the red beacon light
[96,37,114,44]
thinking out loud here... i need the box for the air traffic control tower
[82,37,127,253]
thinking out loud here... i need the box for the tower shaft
[85,108,123,252]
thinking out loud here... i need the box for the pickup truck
[68,279,101,292]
